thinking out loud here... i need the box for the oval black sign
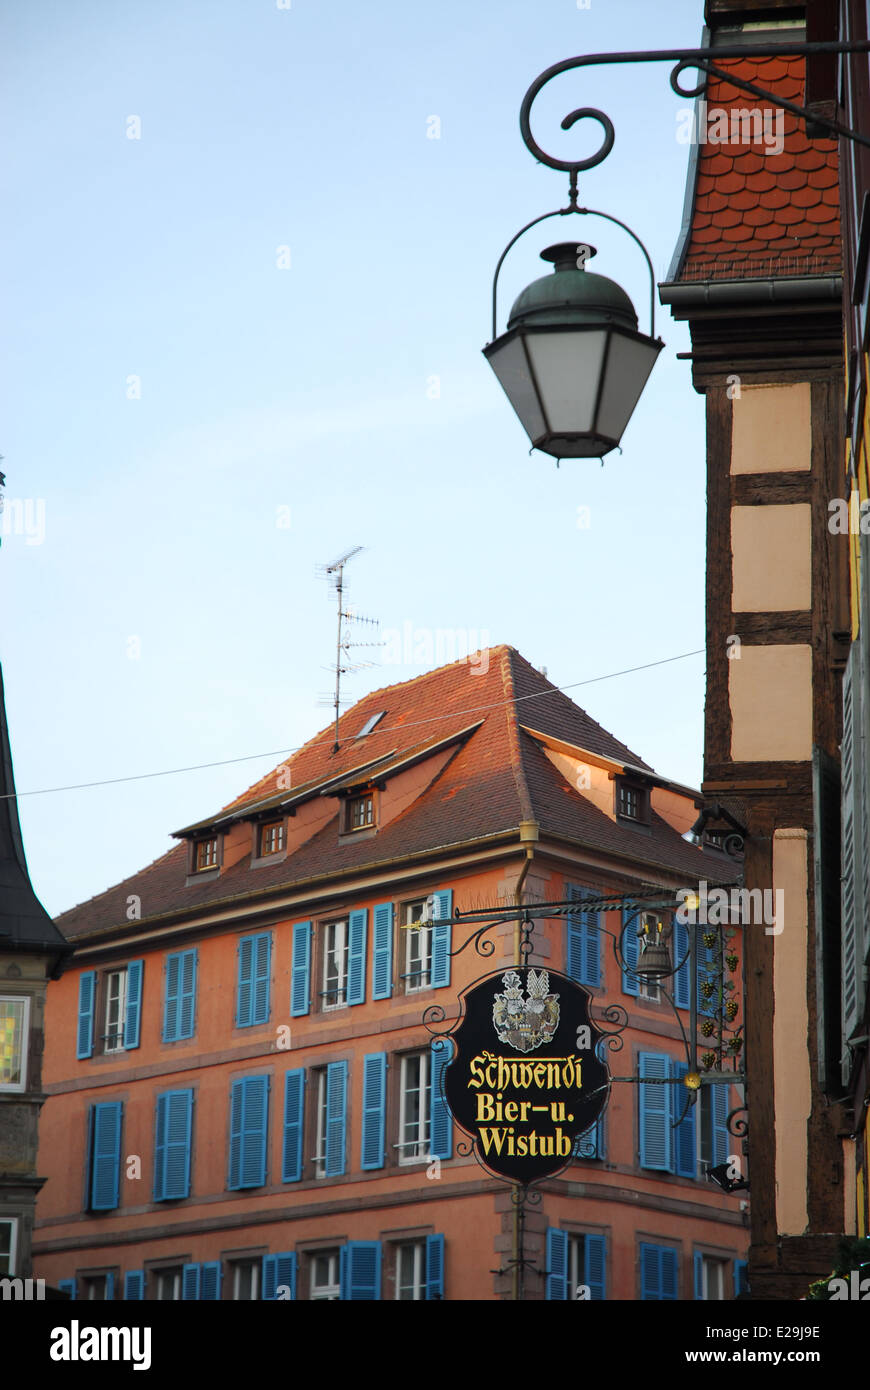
[443,967,609,1183]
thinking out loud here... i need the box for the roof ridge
[502,649,535,823]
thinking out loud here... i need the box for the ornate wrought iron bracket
[520,42,870,191]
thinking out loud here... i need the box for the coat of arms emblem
[492,969,560,1053]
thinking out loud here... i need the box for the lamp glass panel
[486,336,546,441]
[524,330,607,436]
[595,333,662,442]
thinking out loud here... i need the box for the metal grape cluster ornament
[443,966,609,1184]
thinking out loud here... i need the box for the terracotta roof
[675,52,840,282]
[56,647,730,941]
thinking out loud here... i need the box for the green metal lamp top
[507,243,639,332]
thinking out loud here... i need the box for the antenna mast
[318,547,381,753]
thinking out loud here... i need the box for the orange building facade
[34,648,748,1300]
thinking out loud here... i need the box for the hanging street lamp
[487,41,870,463]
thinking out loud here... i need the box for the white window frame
[232,1259,259,1300]
[700,1255,726,1300]
[0,1217,18,1276]
[398,1052,430,1165]
[156,1267,182,1300]
[314,1069,328,1178]
[395,1240,425,1300]
[322,919,348,1010]
[568,1234,587,1300]
[0,995,30,1092]
[103,970,128,1054]
[404,899,433,993]
[310,1249,340,1300]
[83,1274,110,1300]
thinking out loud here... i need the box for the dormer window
[259,820,285,857]
[616,779,649,825]
[193,837,219,871]
[345,792,375,832]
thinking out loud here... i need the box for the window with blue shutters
[700,1080,731,1171]
[124,961,143,1049]
[236,933,271,1027]
[372,902,394,1000]
[621,904,640,996]
[228,1075,269,1189]
[87,1102,122,1211]
[290,921,312,1016]
[546,1229,607,1299]
[200,1261,222,1300]
[163,948,197,1041]
[282,1068,305,1182]
[124,1271,145,1300]
[262,1252,296,1300]
[566,884,601,987]
[573,1111,605,1160]
[361,1053,387,1170]
[77,971,96,1059]
[638,1052,672,1171]
[340,1241,381,1300]
[734,1258,749,1296]
[429,1038,453,1160]
[640,1242,679,1300]
[314,1060,348,1179]
[182,1263,200,1300]
[58,1278,76,1299]
[153,1089,193,1201]
[430,888,452,989]
[347,908,367,1005]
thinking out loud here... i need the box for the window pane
[0,999,26,1088]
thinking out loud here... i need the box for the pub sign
[443,967,609,1183]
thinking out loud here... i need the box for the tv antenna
[316,547,382,752]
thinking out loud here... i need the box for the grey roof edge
[663,24,711,287]
[659,274,843,306]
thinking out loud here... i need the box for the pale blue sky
[1,0,710,916]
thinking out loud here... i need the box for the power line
[3,647,704,801]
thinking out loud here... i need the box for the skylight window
[356,711,386,738]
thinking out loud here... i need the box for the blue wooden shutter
[585,1234,606,1300]
[430,889,453,988]
[163,953,180,1041]
[179,948,197,1038]
[361,1053,387,1170]
[155,1089,193,1201]
[340,1241,381,1300]
[124,1271,145,1300]
[290,921,312,1016]
[697,932,717,1017]
[325,1060,347,1177]
[90,1101,122,1210]
[673,915,691,1009]
[661,1247,679,1299]
[77,971,96,1058]
[711,1081,730,1167]
[639,1052,672,1171]
[429,1038,453,1160]
[124,961,143,1049]
[621,905,640,996]
[426,1234,445,1300]
[236,937,254,1026]
[262,1252,296,1300]
[201,1262,222,1300]
[58,1278,76,1298]
[347,908,368,1005]
[567,884,600,987]
[671,1060,696,1178]
[282,1068,305,1182]
[734,1259,748,1296]
[546,1228,568,1300]
[372,902,394,1000]
[640,1243,660,1300]
[229,1075,269,1188]
[104,1271,115,1301]
[253,933,271,1024]
[182,1263,200,1300]
[694,1250,704,1299]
